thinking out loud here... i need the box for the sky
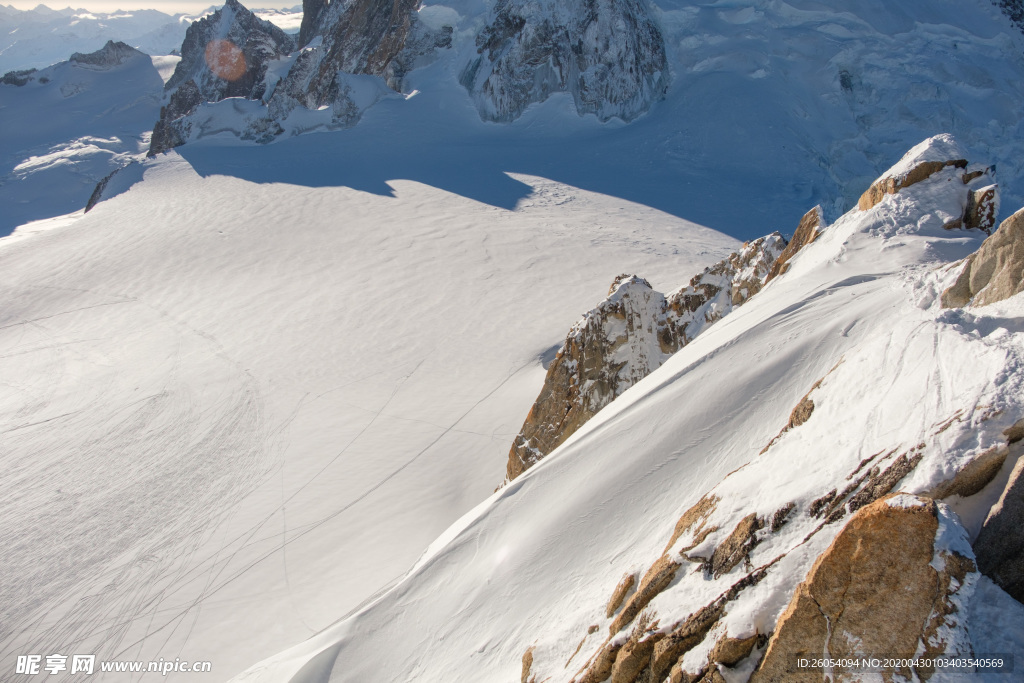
[4,0,298,12]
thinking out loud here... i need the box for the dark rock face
[149,0,443,151]
[299,0,329,48]
[973,452,1024,601]
[149,0,296,154]
[1,68,37,86]
[505,234,786,481]
[461,0,670,122]
[69,40,144,68]
[994,0,1024,35]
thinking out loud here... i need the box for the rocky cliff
[506,233,786,481]
[149,0,295,154]
[149,0,449,152]
[461,0,669,122]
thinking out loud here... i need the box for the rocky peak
[69,40,145,69]
[149,0,296,154]
[505,233,786,481]
[461,0,670,122]
[148,0,439,151]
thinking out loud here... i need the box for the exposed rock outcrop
[973,450,1024,601]
[994,0,1024,36]
[857,135,968,211]
[149,0,444,151]
[857,134,1000,238]
[461,0,669,122]
[69,40,144,69]
[1,68,37,86]
[269,0,418,116]
[764,206,823,283]
[751,495,977,682]
[941,207,1024,308]
[149,0,296,154]
[506,234,786,481]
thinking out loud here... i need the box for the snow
[0,5,193,73]
[0,0,1023,680]
[0,146,736,680]
[228,138,1024,683]
[0,48,165,235]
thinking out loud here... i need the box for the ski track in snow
[0,151,736,679]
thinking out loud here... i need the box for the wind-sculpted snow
[232,136,1024,683]
[0,155,736,679]
[461,0,669,122]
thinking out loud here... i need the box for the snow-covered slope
[0,41,174,236]
[231,136,1024,683]
[0,138,736,680]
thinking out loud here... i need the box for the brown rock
[941,207,1024,308]
[521,646,534,683]
[649,601,726,682]
[858,159,968,211]
[709,632,758,667]
[664,494,719,555]
[926,445,1008,499]
[788,396,814,428]
[708,513,762,579]
[759,377,824,455]
[506,234,786,481]
[765,206,823,283]
[606,572,638,618]
[579,641,622,683]
[750,495,977,683]
[610,612,662,683]
[964,184,999,233]
[610,556,680,635]
[846,450,923,513]
[973,453,1024,601]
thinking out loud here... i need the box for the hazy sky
[5,0,298,12]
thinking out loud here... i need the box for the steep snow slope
[0,143,736,680]
[0,43,174,235]
[232,138,1024,683]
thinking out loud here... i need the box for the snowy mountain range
[2,0,1024,682]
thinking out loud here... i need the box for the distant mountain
[0,5,193,73]
[0,4,302,74]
